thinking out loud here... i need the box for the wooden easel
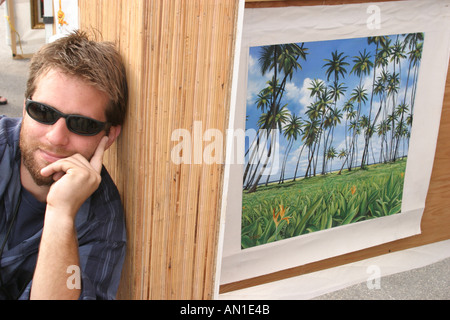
[6,0,34,59]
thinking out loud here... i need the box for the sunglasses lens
[27,101,60,124]
[26,100,108,136]
[67,117,104,136]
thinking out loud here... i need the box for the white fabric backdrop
[219,0,450,286]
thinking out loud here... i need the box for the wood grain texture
[79,0,239,299]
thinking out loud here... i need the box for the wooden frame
[30,0,45,29]
[5,0,34,59]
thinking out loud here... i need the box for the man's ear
[105,125,121,150]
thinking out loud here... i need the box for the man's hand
[40,136,109,215]
[30,136,108,300]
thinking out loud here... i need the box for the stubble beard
[20,127,54,186]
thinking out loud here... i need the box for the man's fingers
[40,157,79,177]
[52,171,65,181]
[90,136,109,173]
[40,135,108,178]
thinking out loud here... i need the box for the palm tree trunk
[248,129,276,193]
[293,144,306,181]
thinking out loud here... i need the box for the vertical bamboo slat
[78,0,239,299]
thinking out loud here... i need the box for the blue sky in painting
[244,33,420,182]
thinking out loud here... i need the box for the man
[0,31,128,299]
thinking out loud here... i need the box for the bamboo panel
[79,0,238,299]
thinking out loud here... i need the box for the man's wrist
[44,205,78,232]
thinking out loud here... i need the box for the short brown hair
[25,30,128,126]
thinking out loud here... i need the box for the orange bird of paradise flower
[272,205,291,228]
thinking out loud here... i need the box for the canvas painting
[242,33,424,249]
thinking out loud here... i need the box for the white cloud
[285,81,302,104]
[248,54,258,76]
[298,77,326,115]
[246,53,273,106]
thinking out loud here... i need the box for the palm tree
[387,38,406,161]
[394,35,422,159]
[316,50,350,174]
[390,39,407,78]
[404,33,424,51]
[376,120,391,163]
[401,34,424,151]
[311,88,333,176]
[323,50,349,82]
[243,79,282,187]
[386,72,400,161]
[262,105,291,186]
[394,119,408,159]
[358,115,370,165]
[348,49,373,169]
[342,100,354,152]
[350,49,373,84]
[337,84,368,175]
[301,117,321,178]
[349,85,368,168]
[321,81,346,174]
[322,105,343,174]
[408,40,423,115]
[247,43,308,193]
[304,79,326,176]
[361,36,388,168]
[326,146,337,173]
[338,148,347,160]
[393,102,409,160]
[279,114,302,184]
[371,75,387,128]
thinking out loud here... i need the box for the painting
[242,33,424,249]
[30,0,44,29]
[218,1,449,286]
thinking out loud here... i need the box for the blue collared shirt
[0,116,126,300]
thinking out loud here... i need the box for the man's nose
[45,118,70,146]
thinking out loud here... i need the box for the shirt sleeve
[76,168,127,300]
[77,237,126,300]
[17,168,127,300]
[16,240,126,300]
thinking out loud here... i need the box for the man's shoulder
[84,166,126,241]
[99,166,121,198]
[0,115,21,129]
[0,116,21,140]
[0,116,21,159]
[91,166,124,215]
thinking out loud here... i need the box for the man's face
[20,68,110,186]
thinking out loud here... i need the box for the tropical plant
[242,163,406,249]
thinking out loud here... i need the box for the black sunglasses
[25,99,110,136]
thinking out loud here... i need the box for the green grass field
[241,159,407,249]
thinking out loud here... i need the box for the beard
[20,126,58,186]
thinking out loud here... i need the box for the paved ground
[0,2,29,118]
[314,254,450,300]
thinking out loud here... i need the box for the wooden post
[79,0,239,299]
